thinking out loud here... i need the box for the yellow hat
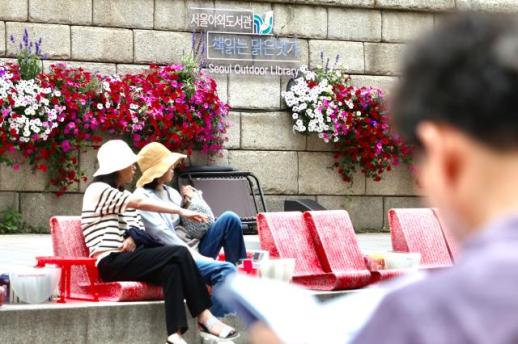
[136,142,187,188]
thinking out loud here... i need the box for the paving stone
[228,150,298,194]
[228,74,281,109]
[20,193,83,232]
[382,11,435,42]
[43,60,116,75]
[364,42,406,75]
[0,0,28,21]
[366,164,416,195]
[134,30,191,65]
[72,26,133,63]
[298,152,365,195]
[328,8,381,42]
[273,4,327,39]
[317,195,383,230]
[30,0,92,25]
[241,112,306,150]
[7,22,70,59]
[309,40,364,73]
[93,0,153,29]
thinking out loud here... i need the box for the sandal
[166,333,188,344]
[198,316,240,341]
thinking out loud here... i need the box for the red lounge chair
[388,208,453,267]
[304,210,403,285]
[49,216,163,301]
[258,211,367,290]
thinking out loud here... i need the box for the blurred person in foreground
[250,12,518,344]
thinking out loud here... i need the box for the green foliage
[9,28,45,80]
[0,208,23,234]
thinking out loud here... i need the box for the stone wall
[1,0,509,232]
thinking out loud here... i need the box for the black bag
[125,227,162,248]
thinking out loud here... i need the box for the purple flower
[61,140,72,153]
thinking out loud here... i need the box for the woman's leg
[196,258,237,317]
[198,211,247,264]
[98,246,211,335]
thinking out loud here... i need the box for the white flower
[292,113,299,120]
[97,103,104,110]
[130,103,139,110]
[54,90,61,97]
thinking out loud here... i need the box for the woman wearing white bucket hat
[81,140,238,344]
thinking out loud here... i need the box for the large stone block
[30,0,92,25]
[298,152,365,195]
[383,196,424,227]
[0,161,48,192]
[43,60,117,75]
[382,11,435,42]
[7,22,70,59]
[350,74,399,93]
[265,194,316,212]
[316,195,383,231]
[224,112,240,149]
[93,0,154,29]
[376,0,454,10]
[328,9,381,42]
[79,147,98,192]
[155,0,214,31]
[0,192,19,211]
[0,0,28,21]
[228,150,298,194]
[228,75,280,109]
[273,4,327,39]
[456,0,518,11]
[134,30,191,65]
[366,164,416,196]
[364,43,406,75]
[72,26,133,63]
[306,134,338,152]
[241,112,306,150]
[208,73,228,104]
[0,22,4,56]
[21,193,83,232]
[116,64,150,75]
[309,40,364,73]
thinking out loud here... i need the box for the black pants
[98,245,212,335]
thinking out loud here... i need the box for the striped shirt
[81,182,145,259]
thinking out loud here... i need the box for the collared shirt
[352,215,518,344]
[133,186,187,248]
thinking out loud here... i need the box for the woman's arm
[127,194,208,222]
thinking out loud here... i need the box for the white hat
[93,140,137,177]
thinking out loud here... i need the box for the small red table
[35,256,99,303]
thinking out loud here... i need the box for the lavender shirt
[353,215,518,344]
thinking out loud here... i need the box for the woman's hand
[180,209,208,223]
[180,185,195,198]
[121,237,136,252]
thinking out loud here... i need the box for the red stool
[35,256,99,303]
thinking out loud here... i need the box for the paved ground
[0,233,392,272]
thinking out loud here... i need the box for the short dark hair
[143,178,160,190]
[394,12,518,150]
[92,171,123,191]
